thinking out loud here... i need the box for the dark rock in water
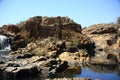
[40,59,69,77]
[17,53,35,59]
[56,61,68,73]
[107,54,118,63]
[0,60,4,64]
[49,61,69,77]
[15,66,39,79]
[7,63,20,67]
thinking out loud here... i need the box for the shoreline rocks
[0,54,69,80]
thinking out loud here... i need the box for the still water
[57,64,120,80]
[75,67,120,80]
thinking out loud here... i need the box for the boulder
[59,51,90,66]
[82,23,120,65]
[82,23,120,50]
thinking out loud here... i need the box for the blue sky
[0,0,120,27]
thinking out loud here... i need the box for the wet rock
[0,61,4,64]
[7,63,20,67]
[17,53,35,59]
[49,61,68,77]
[39,59,68,77]
[56,61,68,73]
[15,66,39,79]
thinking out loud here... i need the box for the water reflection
[57,67,81,78]
[0,64,120,80]
[74,64,120,80]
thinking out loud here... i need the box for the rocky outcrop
[2,16,117,80]
[2,16,95,51]
[82,24,120,48]
[82,24,120,34]
[19,16,81,39]
[82,23,120,65]
[0,25,20,36]
[82,24,120,49]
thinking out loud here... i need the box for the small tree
[117,17,120,24]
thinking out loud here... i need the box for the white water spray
[0,35,11,51]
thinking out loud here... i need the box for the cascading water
[0,35,11,59]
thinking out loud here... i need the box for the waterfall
[0,35,11,51]
[0,35,11,59]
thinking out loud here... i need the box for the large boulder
[59,51,90,66]
[82,23,120,50]
[82,23,120,65]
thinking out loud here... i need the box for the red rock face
[0,25,20,36]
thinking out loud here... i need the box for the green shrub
[117,32,120,37]
[81,49,88,55]
[16,21,25,28]
[71,39,79,48]
[117,17,120,24]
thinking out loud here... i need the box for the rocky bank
[0,16,120,80]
